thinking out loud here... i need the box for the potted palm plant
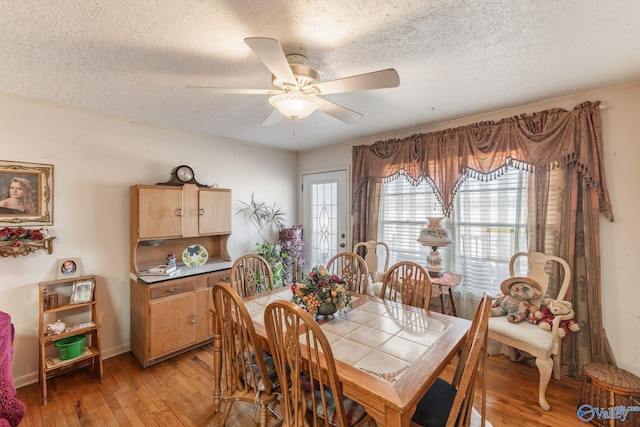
[238,195,287,287]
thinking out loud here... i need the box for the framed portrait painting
[57,257,81,280]
[0,159,53,226]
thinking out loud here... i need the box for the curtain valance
[352,101,613,220]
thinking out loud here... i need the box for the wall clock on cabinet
[157,165,206,187]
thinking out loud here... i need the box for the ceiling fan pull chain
[292,117,296,137]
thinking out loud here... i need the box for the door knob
[339,243,346,248]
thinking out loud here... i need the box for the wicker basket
[579,363,640,426]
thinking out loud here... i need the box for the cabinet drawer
[207,269,231,288]
[150,280,195,300]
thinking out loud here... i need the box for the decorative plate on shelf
[182,245,208,268]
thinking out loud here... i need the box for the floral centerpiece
[291,265,353,317]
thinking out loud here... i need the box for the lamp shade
[268,93,322,119]
[416,217,453,248]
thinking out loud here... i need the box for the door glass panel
[311,181,337,266]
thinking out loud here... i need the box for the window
[378,168,529,295]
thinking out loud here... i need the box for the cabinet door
[149,292,197,358]
[206,270,230,339]
[138,187,183,239]
[198,189,231,235]
[196,287,211,342]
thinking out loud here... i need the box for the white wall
[299,82,640,377]
[0,93,298,387]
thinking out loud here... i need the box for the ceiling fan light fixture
[268,93,322,119]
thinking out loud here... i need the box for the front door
[302,170,348,269]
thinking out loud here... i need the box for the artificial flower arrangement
[0,226,48,247]
[291,265,353,317]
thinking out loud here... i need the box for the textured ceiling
[2,1,640,151]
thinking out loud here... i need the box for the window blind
[378,168,529,295]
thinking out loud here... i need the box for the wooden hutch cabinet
[129,183,232,367]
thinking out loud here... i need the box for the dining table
[212,286,471,427]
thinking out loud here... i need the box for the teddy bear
[491,277,542,323]
[534,298,580,337]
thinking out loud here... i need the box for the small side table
[429,272,463,316]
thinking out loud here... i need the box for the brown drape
[352,101,613,222]
[352,180,382,248]
[530,167,614,377]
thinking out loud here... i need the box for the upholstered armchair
[0,312,26,427]
[487,252,572,411]
[353,240,389,297]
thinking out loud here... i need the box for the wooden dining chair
[411,293,492,427]
[380,261,432,311]
[230,253,274,298]
[211,283,282,427]
[325,252,369,295]
[263,300,373,427]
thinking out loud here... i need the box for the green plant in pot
[238,195,287,287]
[255,241,286,287]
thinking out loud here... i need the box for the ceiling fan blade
[244,37,297,86]
[261,108,283,126]
[313,68,400,95]
[319,99,363,124]
[186,86,279,95]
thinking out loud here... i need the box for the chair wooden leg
[259,404,268,427]
[535,356,553,411]
[552,352,562,381]
[448,287,457,316]
[212,323,222,413]
[220,401,233,424]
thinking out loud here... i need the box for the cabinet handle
[176,208,182,217]
[169,287,182,294]
[191,314,196,324]
[199,208,204,216]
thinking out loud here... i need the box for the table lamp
[416,217,454,277]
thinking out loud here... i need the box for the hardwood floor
[16,345,587,426]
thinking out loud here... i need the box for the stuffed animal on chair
[534,298,580,338]
[491,277,542,323]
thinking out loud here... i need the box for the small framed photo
[57,257,81,279]
[0,159,53,226]
[70,278,95,304]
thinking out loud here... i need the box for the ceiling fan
[187,37,400,126]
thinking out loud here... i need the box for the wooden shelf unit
[38,274,103,405]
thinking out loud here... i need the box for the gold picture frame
[70,278,95,304]
[0,159,53,226]
[57,257,81,280]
